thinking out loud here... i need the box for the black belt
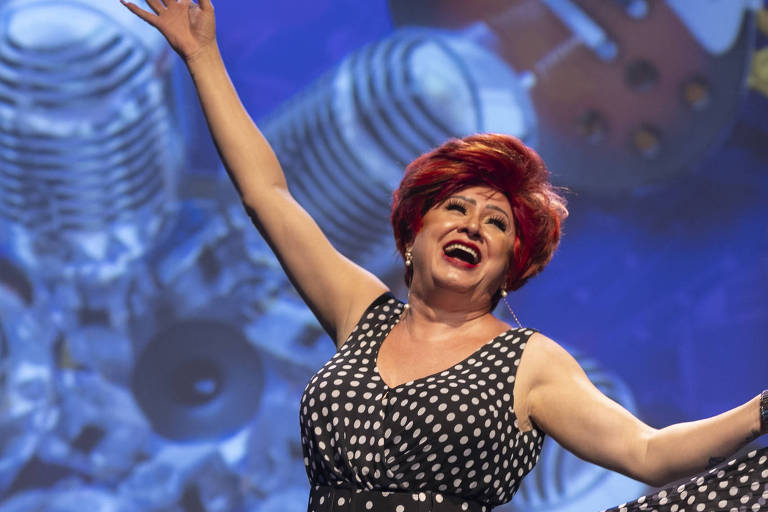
[308,485,491,512]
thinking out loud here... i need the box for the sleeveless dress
[299,293,545,511]
[601,448,768,512]
[300,293,768,511]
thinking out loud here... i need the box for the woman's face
[408,185,516,300]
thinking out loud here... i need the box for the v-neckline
[373,302,517,390]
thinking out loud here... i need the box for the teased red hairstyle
[391,133,568,293]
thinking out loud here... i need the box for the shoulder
[495,326,539,350]
[519,332,583,388]
[358,292,403,321]
[337,291,402,349]
[525,331,569,357]
[514,332,582,429]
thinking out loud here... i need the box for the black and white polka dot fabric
[603,447,768,512]
[300,293,545,511]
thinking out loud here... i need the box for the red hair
[390,133,568,293]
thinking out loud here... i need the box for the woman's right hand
[120,0,216,63]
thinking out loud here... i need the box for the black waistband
[308,485,490,512]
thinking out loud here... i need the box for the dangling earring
[404,249,413,311]
[501,290,523,328]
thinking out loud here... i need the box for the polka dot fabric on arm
[602,448,768,512]
[299,293,544,511]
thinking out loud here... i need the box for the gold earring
[500,289,508,298]
[405,250,413,267]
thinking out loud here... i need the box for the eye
[445,199,467,214]
[487,215,507,232]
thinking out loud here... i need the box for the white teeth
[444,243,479,264]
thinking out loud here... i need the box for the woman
[121,1,767,511]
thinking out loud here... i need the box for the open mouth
[443,241,481,266]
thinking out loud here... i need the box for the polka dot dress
[300,293,545,511]
[603,447,768,512]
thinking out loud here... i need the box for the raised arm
[120,0,388,344]
[517,333,764,487]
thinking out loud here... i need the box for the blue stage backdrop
[0,1,766,511]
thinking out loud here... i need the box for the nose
[459,213,481,238]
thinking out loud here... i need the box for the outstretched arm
[121,0,388,344]
[518,334,764,487]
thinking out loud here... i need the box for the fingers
[119,0,159,25]
[144,0,167,15]
[197,0,214,12]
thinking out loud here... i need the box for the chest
[299,298,546,498]
[302,331,525,450]
[376,327,502,389]
[300,326,542,488]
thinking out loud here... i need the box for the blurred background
[0,0,766,510]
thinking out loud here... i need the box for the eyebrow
[451,195,511,219]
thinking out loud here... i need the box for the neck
[398,290,511,349]
[407,273,496,316]
[402,281,501,336]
